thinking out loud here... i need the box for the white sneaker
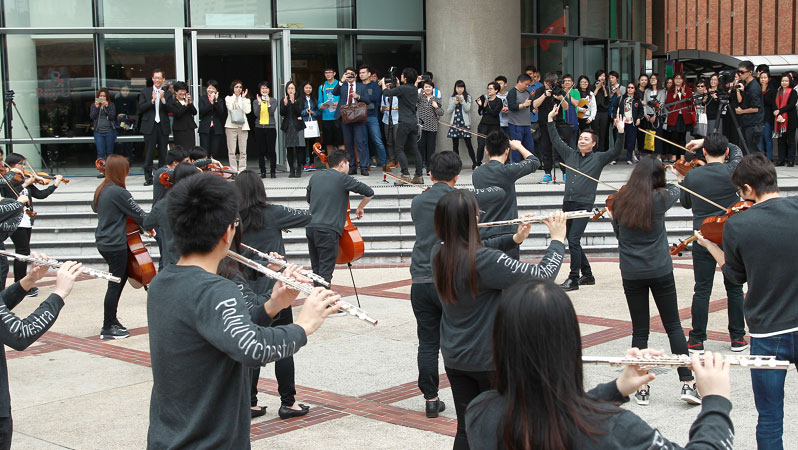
[680,383,702,405]
[635,386,650,406]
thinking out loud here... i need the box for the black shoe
[425,399,446,418]
[250,406,267,418]
[578,275,596,286]
[687,336,704,354]
[113,318,127,332]
[260,172,267,179]
[295,168,302,178]
[143,180,153,186]
[26,287,39,297]
[731,338,749,352]
[278,404,310,419]
[361,168,369,176]
[96,173,105,178]
[559,278,579,291]
[270,171,276,179]
[100,325,130,340]
[789,161,795,167]
[348,168,358,175]
[776,160,786,167]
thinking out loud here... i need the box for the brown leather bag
[340,101,367,124]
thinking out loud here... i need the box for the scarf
[775,87,792,136]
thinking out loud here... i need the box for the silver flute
[226,250,378,326]
[0,250,122,283]
[583,354,790,370]
[477,210,598,228]
[239,243,330,287]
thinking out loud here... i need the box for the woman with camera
[199,80,227,161]
[224,80,252,172]
[91,88,117,175]
[300,81,321,171]
[417,80,444,173]
[280,81,306,178]
[615,83,644,164]
[446,80,477,169]
[643,74,666,158]
[475,82,503,166]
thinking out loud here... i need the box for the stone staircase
[9,168,798,268]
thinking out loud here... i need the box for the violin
[591,186,625,221]
[197,161,236,179]
[22,170,50,185]
[312,143,365,264]
[666,159,705,177]
[31,171,69,184]
[669,201,754,255]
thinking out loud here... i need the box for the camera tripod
[3,93,54,172]
[714,98,751,155]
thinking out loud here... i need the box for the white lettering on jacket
[0,305,55,339]
[214,297,297,364]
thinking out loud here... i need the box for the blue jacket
[361,81,383,118]
[332,81,368,121]
[300,96,321,122]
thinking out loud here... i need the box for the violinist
[153,147,188,203]
[679,134,746,354]
[235,170,313,420]
[548,104,624,291]
[409,151,505,418]
[0,153,64,293]
[610,157,700,406]
[0,194,27,292]
[92,155,151,340]
[306,150,373,286]
[694,154,798,450]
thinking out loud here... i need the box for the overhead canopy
[665,50,798,76]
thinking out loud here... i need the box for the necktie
[349,83,355,105]
[155,88,161,123]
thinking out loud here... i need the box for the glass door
[271,30,291,166]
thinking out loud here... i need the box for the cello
[312,143,365,264]
[125,218,157,288]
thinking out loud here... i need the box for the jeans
[750,331,798,449]
[143,131,167,182]
[98,247,130,329]
[199,132,225,161]
[762,122,774,160]
[622,273,693,381]
[395,122,423,176]
[507,124,535,163]
[688,243,746,342]
[272,306,298,406]
[8,227,31,285]
[94,130,117,160]
[476,123,500,165]
[253,127,277,173]
[563,201,592,279]
[742,124,764,154]
[365,116,387,165]
[0,415,11,450]
[341,121,368,169]
[445,366,494,450]
[410,283,442,400]
[418,130,437,169]
[306,227,339,285]
[624,123,638,161]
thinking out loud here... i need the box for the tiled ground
[5,258,797,450]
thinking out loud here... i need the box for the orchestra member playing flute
[146,174,339,449]
[431,189,566,450]
[548,104,623,291]
[466,279,735,450]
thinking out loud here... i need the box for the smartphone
[95,98,104,104]
[420,75,431,82]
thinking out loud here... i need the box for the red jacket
[666,86,695,126]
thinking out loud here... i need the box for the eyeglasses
[737,70,749,75]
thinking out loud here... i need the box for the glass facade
[0,0,647,171]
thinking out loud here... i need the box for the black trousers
[253,127,277,173]
[537,122,560,175]
[410,283,442,400]
[451,137,476,166]
[777,129,796,163]
[286,147,304,174]
[0,415,12,450]
[8,227,31,285]
[273,307,298,406]
[563,201,592,279]
[445,366,494,450]
[306,227,339,285]
[394,122,423,176]
[143,131,167,182]
[689,243,746,341]
[98,247,129,329]
[742,124,764,154]
[199,132,225,161]
[418,130,437,170]
[476,123,500,165]
[594,111,610,152]
[622,273,692,381]
[172,130,195,150]
[0,242,7,291]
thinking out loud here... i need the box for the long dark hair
[451,80,470,102]
[432,190,482,303]
[235,170,271,231]
[490,279,610,449]
[93,154,129,210]
[611,156,666,231]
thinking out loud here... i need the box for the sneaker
[310,164,317,171]
[425,399,446,418]
[96,173,105,178]
[411,176,424,185]
[540,174,553,184]
[562,174,567,183]
[731,338,749,352]
[303,164,311,172]
[609,161,617,165]
[633,155,640,162]
[113,319,128,332]
[100,324,130,340]
[626,161,633,165]
[680,383,702,405]
[687,337,705,354]
[26,287,38,297]
[394,175,412,185]
[635,386,650,406]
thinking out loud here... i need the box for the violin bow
[673,181,728,212]
[640,129,695,154]
[383,171,425,190]
[558,162,621,192]
[437,121,488,139]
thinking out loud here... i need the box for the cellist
[679,134,747,355]
[92,155,153,340]
[305,150,373,289]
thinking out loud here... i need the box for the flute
[0,250,122,283]
[582,354,790,370]
[226,250,378,326]
[477,210,597,228]
[239,243,330,288]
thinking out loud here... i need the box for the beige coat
[224,95,252,130]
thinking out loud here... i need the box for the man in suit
[137,69,172,186]
[333,67,370,176]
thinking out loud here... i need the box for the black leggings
[249,307,299,407]
[8,227,31,285]
[451,137,476,166]
[418,130,437,169]
[445,366,494,450]
[778,129,796,163]
[98,248,129,329]
[476,123,500,165]
[622,273,693,381]
[286,147,304,173]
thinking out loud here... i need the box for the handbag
[340,101,367,124]
[644,129,656,152]
[230,100,246,125]
[694,108,708,137]
[303,119,320,138]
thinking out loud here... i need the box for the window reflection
[276,0,352,28]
